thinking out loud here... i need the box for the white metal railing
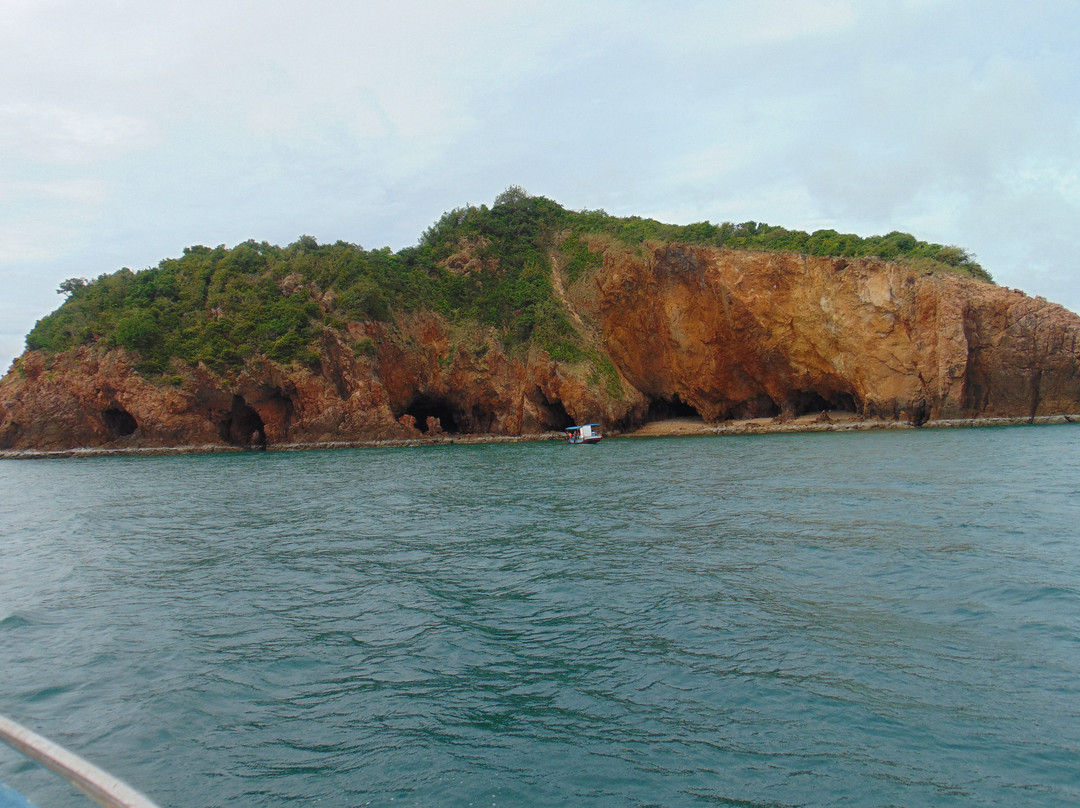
[0,714,161,808]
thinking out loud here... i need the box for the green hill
[25,187,991,378]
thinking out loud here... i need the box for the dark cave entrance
[788,391,859,417]
[218,395,266,448]
[646,394,702,422]
[542,397,574,430]
[102,406,138,438]
[530,387,575,431]
[404,395,461,434]
[726,394,781,420]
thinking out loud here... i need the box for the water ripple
[2,428,1080,806]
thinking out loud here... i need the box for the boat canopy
[566,423,601,438]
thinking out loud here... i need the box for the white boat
[565,423,603,444]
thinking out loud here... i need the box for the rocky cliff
[3,239,1079,452]
[591,245,1080,425]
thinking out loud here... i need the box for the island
[3,188,1079,455]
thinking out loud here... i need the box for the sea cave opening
[529,387,575,431]
[788,390,859,417]
[218,395,266,448]
[404,395,461,434]
[542,398,574,430]
[726,394,780,420]
[102,406,138,438]
[646,394,702,422]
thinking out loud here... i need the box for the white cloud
[0,178,106,206]
[0,103,153,164]
[721,0,856,44]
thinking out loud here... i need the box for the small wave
[0,613,33,630]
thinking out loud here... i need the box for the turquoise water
[1,426,1079,807]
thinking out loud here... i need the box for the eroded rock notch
[218,395,266,448]
[403,394,460,434]
[102,406,137,438]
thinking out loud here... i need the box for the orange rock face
[590,246,1080,423]
[2,245,1079,451]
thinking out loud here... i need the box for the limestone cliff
[2,241,1079,452]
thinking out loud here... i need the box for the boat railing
[0,713,161,808]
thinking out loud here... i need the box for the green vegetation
[28,238,432,373]
[26,188,992,377]
[564,212,990,282]
[559,235,605,284]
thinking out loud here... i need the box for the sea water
[1,426,1079,807]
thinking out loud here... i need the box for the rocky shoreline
[631,413,1080,437]
[8,245,1080,456]
[2,415,1075,460]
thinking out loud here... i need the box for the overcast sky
[3,0,1079,373]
